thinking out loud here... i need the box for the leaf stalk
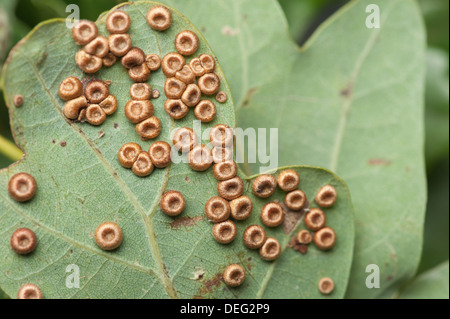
[0,135,22,161]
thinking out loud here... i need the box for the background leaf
[278,0,349,46]
[158,0,427,298]
[417,0,449,283]
[419,0,449,52]
[1,0,25,167]
[418,159,449,273]
[0,2,11,65]
[424,48,449,170]
[278,1,449,286]
[399,261,449,299]
[0,2,354,298]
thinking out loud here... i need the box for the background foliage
[0,0,448,298]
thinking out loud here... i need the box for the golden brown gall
[95,222,123,251]
[204,196,230,223]
[10,228,37,255]
[217,177,244,200]
[8,173,37,202]
[243,225,267,249]
[259,237,281,261]
[223,264,245,287]
[146,5,172,31]
[161,191,185,217]
[252,174,277,198]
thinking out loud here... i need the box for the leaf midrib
[329,1,394,172]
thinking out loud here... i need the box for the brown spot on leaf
[387,275,393,281]
[340,82,353,97]
[199,273,223,295]
[289,236,309,254]
[170,216,203,230]
[281,198,310,235]
[37,52,47,67]
[298,245,308,254]
[98,130,105,139]
[60,141,67,147]
[368,158,392,166]
[242,87,258,108]
[114,123,119,129]
[185,176,190,183]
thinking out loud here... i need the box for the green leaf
[278,0,315,41]
[0,153,13,168]
[0,0,23,169]
[0,0,22,140]
[157,0,427,298]
[0,135,22,165]
[0,6,11,65]
[0,2,354,299]
[278,0,346,43]
[424,48,449,170]
[419,0,449,51]
[419,159,449,273]
[14,0,68,29]
[399,261,449,299]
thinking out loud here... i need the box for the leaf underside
[0,1,354,299]
[157,0,427,298]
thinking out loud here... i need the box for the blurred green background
[0,0,448,292]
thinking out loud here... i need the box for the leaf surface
[157,0,427,298]
[0,1,354,299]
